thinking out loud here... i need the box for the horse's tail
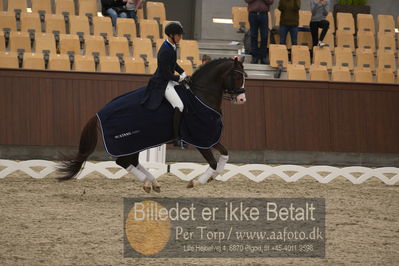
[57,116,98,181]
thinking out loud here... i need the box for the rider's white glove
[179,72,187,82]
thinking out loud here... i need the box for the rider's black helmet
[165,22,184,36]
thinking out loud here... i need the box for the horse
[57,57,247,192]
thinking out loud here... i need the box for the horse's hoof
[143,186,151,193]
[187,180,195,188]
[207,176,215,183]
[152,185,161,193]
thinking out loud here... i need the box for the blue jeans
[279,25,298,45]
[127,10,137,21]
[106,8,127,26]
[248,12,269,61]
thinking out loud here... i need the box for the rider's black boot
[173,107,184,148]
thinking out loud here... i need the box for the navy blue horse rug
[97,85,223,157]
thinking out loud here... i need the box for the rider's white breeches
[165,81,184,112]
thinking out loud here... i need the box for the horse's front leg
[212,142,229,177]
[187,148,217,188]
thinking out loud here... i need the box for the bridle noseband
[223,68,247,101]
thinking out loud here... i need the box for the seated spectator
[310,0,330,47]
[101,0,128,27]
[278,0,300,45]
[126,0,143,22]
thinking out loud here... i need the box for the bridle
[223,67,247,101]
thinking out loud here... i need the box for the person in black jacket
[141,22,187,147]
[101,0,128,27]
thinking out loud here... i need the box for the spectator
[101,0,128,27]
[126,0,143,22]
[278,0,300,45]
[245,0,274,64]
[310,0,330,47]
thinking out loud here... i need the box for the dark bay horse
[58,57,247,192]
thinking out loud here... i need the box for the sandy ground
[0,168,398,266]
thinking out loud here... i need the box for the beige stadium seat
[310,65,329,81]
[132,37,153,62]
[176,59,194,75]
[336,12,355,34]
[9,31,31,52]
[297,31,312,48]
[377,50,396,71]
[93,16,113,38]
[0,51,19,68]
[357,14,375,34]
[48,53,70,71]
[74,55,95,71]
[7,0,27,13]
[313,46,332,69]
[0,31,5,51]
[269,44,288,68]
[232,7,248,32]
[31,0,52,15]
[139,19,160,43]
[99,56,120,72]
[78,0,98,17]
[85,35,106,56]
[321,30,335,51]
[156,38,164,53]
[179,40,202,67]
[23,52,45,69]
[55,0,75,15]
[117,18,137,40]
[287,64,306,80]
[354,67,373,83]
[109,36,130,57]
[35,33,57,54]
[356,48,375,70]
[357,31,375,52]
[0,11,17,31]
[378,33,396,52]
[299,10,311,27]
[326,12,335,32]
[335,47,354,69]
[291,45,310,69]
[20,12,42,33]
[59,34,81,55]
[274,8,281,26]
[376,68,395,83]
[336,30,355,51]
[69,16,90,36]
[45,14,66,34]
[378,15,395,35]
[147,57,157,74]
[332,66,351,82]
[137,8,144,20]
[147,1,166,23]
[124,57,145,74]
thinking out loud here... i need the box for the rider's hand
[179,72,187,82]
[184,76,192,84]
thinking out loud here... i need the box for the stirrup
[173,139,185,148]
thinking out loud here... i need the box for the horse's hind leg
[187,148,217,188]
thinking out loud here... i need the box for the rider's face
[173,34,182,43]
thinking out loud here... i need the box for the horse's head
[221,56,247,105]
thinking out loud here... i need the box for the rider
[141,22,188,147]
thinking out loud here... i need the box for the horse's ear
[233,56,239,63]
[240,56,245,64]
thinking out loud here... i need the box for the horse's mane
[191,58,233,82]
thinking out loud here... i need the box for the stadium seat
[0,11,17,32]
[310,65,329,81]
[132,37,153,63]
[291,45,310,69]
[274,9,281,26]
[0,31,5,51]
[376,68,395,83]
[78,0,98,17]
[84,35,106,56]
[287,64,306,80]
[147,57,157,73]
[69,16,90,36]
[0,1,2,11]
[299,10,311,27]
[55,0,75,16]
[7,0,27,13]
[326,12,335,32]
[378,15,395,35]
[48,53,70,71]
[332,66,351,82]
[336,30,355,51]
[137,8,144,20]
[179,40,202,68]
[9,31,31,53]
[0,51,19,68]
[20,12,42,33]
[59,34,81,55]
[124,57,145,74]
[357,14,375,34]
[74,55,95,71]
[45,14,66,34]
[356,48,375,70]
[335,47,354,69]
[378,33,396,52]
[377,50,396,71]
[139,19,160,43]
[108,36,130,57]
[297,31,312,48]
[176,59,194,75]
[35,33,57,54]
[321,30,335,51]
[232,7,248,32]
[156,38,164,53]
[146,1,166,23]
[93,16,113,38]
[31,0,52,16]
[269,44,288,68]
[313,46,332,69]
[23,52,45,69]
[357,31,375,52]
[116,18,137,40]
[354,67,373,83]
[336,12,355,34]
[99,56,120,72]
